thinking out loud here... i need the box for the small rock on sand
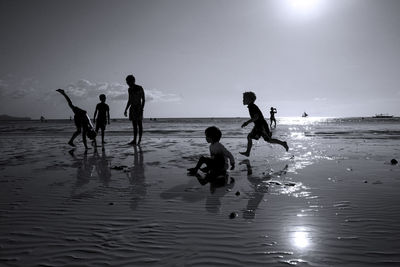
[229,212,238,219]
[391,159,398,165]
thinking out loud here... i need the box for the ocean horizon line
[1,115,398,121]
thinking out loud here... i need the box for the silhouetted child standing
[124,75,145,145]
[270,107,277,128]
[56,89,96,149]
[240,92,288,157]
[93,94,110,144]
[188,126,235,177]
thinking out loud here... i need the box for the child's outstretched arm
[107,107,110,124]
[56,89,74,111]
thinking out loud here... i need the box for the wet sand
[1,132,400,266]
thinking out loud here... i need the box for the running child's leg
[265,137,289,151]
[240,133,254,157]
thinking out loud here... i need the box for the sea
[1,117,400,140]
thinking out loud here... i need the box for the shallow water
[1,118,400,266]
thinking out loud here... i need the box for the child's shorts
[249,124,272,141]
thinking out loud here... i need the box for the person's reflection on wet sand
[241,159,288,219]
[96,147,112,186]
[69,149,96,196]
[196,173,235,214]
[127,145,146,210]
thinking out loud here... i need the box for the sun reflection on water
[292,227,311,249]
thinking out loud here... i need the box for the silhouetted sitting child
[240,91,288,157]
[188,126,235,178]
[56,89,96,149]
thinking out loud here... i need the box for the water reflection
[69,149,95,191]
[196,174,235,214]
[96,148,112,186]
[127,145,146,210]
[69,148,112,195]
[241,159,289,219]
[160,172,234,214]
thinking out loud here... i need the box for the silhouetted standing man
[124,75,145,145]
[269,107,277,128]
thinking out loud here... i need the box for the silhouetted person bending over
[93,94,110,145]
[270,107,277,128]
[124,75,145,145]
[56,89,96,149]
[240,91,288,157]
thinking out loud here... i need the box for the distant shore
[0,114,31,121]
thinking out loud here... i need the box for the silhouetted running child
[270,107,277,128]
[124,75,145,145]
[93,94,110,145]
[56,89,96,149]
[188,126,235,178]
[240,92,288,157]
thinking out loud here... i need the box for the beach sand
[1,130,400,266]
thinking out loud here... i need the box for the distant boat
[302,112,308,118]
[373,113,393,118]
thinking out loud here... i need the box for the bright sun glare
[284,0,325,18]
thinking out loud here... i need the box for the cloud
[66,79,181,103]
[66,79,126,100]
[0,76,182,104]
[313,97,327,101]
[145,89,182,102]
[0,76,37,99]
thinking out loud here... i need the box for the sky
[0,0,399,119]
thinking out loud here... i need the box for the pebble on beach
[391,158,398,165]
[235,191,240,196]
[229,212,238,219]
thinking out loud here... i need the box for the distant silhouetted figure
[124,75,145,145]
[56,89,96,149]
[188,126,235,178]
[240,91,288,157]
[269,107,277,128]
[93,94,110,145]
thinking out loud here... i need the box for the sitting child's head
[205,126,222,143]
[99,94,106,102]
[126,75,136,87]
[243,91,256,105]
